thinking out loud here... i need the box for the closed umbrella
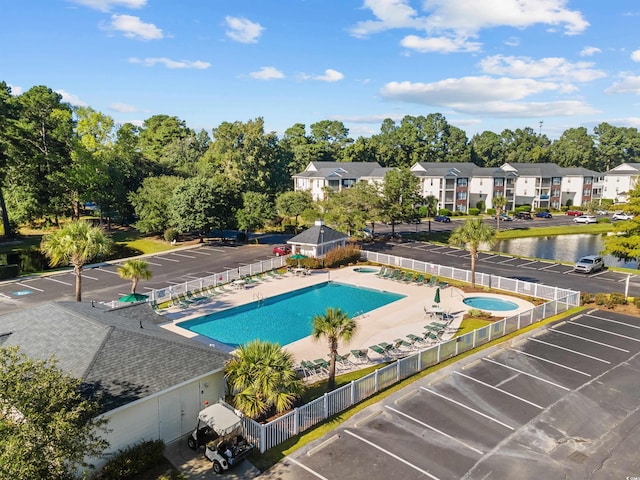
[434,287,441,305]
[289,253,308,268]
[119,292,149,302]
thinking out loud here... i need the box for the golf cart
[187,403,254,474]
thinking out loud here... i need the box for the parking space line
[98,268,122,274]
[454,371,544,409]
[511,349,591,376]
[156,256,180,262]
[191,250,211,255]
[386,405,483,454]
[482,358,571,391]
[169,252,196,259]
[530,338,611,364]
[344,430,441,480]
[420,387,514,430]
[495,373,519,387]
[286,457,329,480]
[146,261,163,266]
[46,277,73,286]
[585,314,640,332]
[204,247,226,253]
[549,328,630,352]
[539,263,561,270]
[480,255,501,261]
[75,273,99,280]
[588,270,608,278]
[518,261,538,268]
[16,282,44,292]
[497,257,517,264]
[570,321,640,343]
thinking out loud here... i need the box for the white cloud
[352,0,588,53]
[249,66,285,80]
[56,90,87,106]
[349,0,427,38]
[401,34,481,53]
[631,50,640,62]
[128,57,210,69]
[69,0,146,12]
[313,69,344,82]
[225,16,264,43]
[7,83,22,95]
[109,102,137,112]
[580,46,601,57]
[479,55,606,83]
[108,14,163,40]
[504,36,520,47]
[330,113,407,123]
[605,74,640,94]
[379,76,597,117]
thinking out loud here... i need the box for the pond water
[0,250,54,274]
[493,234,637,269]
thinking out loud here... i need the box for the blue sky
[3,0,640,140]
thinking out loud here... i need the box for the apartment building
[294,161,603,211]
[601,163,640,203]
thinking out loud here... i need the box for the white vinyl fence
[240,251,580,453]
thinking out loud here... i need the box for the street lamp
[320,227,325,269]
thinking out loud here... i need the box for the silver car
[574,255,604,273]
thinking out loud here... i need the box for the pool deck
[159,266,534,366]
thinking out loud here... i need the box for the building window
[552,177,561,185]
[584,177,592,185]
[457,178,468,186]
[457,191,467,200]
[583,189,591,196]
[494,178,504,187]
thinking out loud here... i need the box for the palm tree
[224,340,303,420]
[117,259,153,294]
[424,195,438,233]
[492,195,508,233]
[311,307,358,391]
[448,219,496,288]
[40,221,113,302]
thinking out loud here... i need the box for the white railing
[238,252,580,453]
[102,255,287,308]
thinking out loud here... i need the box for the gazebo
[287,220,348,258]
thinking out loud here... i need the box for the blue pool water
[463,296,519,311]
[179,282,405,347]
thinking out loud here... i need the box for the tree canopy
[0,346,109,479]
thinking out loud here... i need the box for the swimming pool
[179,282,405,347]
[463,296,519,311]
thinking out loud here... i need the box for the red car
[566,210,582,216]
[273,245,291,256]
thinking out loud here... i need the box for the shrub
[438,208,452,216]
[418,206,428,217]
[486,208,496,216]
[476,201,486,212]
[466,308,491,319]
[608,292,627,306]
[97,440,166,480]
[594,293,608,306]
[580,292,595,304]
[324,245,362,268]
[163,228,179,242]
[515,205,531,213]
[468,208,480,216]
[598,217,610,223]
[634,297,640,309]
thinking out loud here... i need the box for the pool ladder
[253,293,264,306]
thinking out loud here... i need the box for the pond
[0,250,54,275]
[493,234,637,269]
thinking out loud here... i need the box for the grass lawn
[496,222,612,239]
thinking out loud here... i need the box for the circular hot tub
[463,296,519,311]
[354,267,379,274]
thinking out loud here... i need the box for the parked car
[535,211,552,218]
[612,212,633,221]
[495,213,513,221]
[574,255,605,274]
[574,215,597,224]
[434,215,451,223]
[595,209,608,215]
[566,210,582,216]
[273,245,291,256]
[514,212,532,220]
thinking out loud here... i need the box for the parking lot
[262,310,640,479]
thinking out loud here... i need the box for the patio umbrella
[433,287,441,305]
[119,292,149,302]
[289,253,308,267]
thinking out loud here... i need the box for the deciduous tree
[0,346,109,480]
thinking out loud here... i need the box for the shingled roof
[0,302,230,412]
